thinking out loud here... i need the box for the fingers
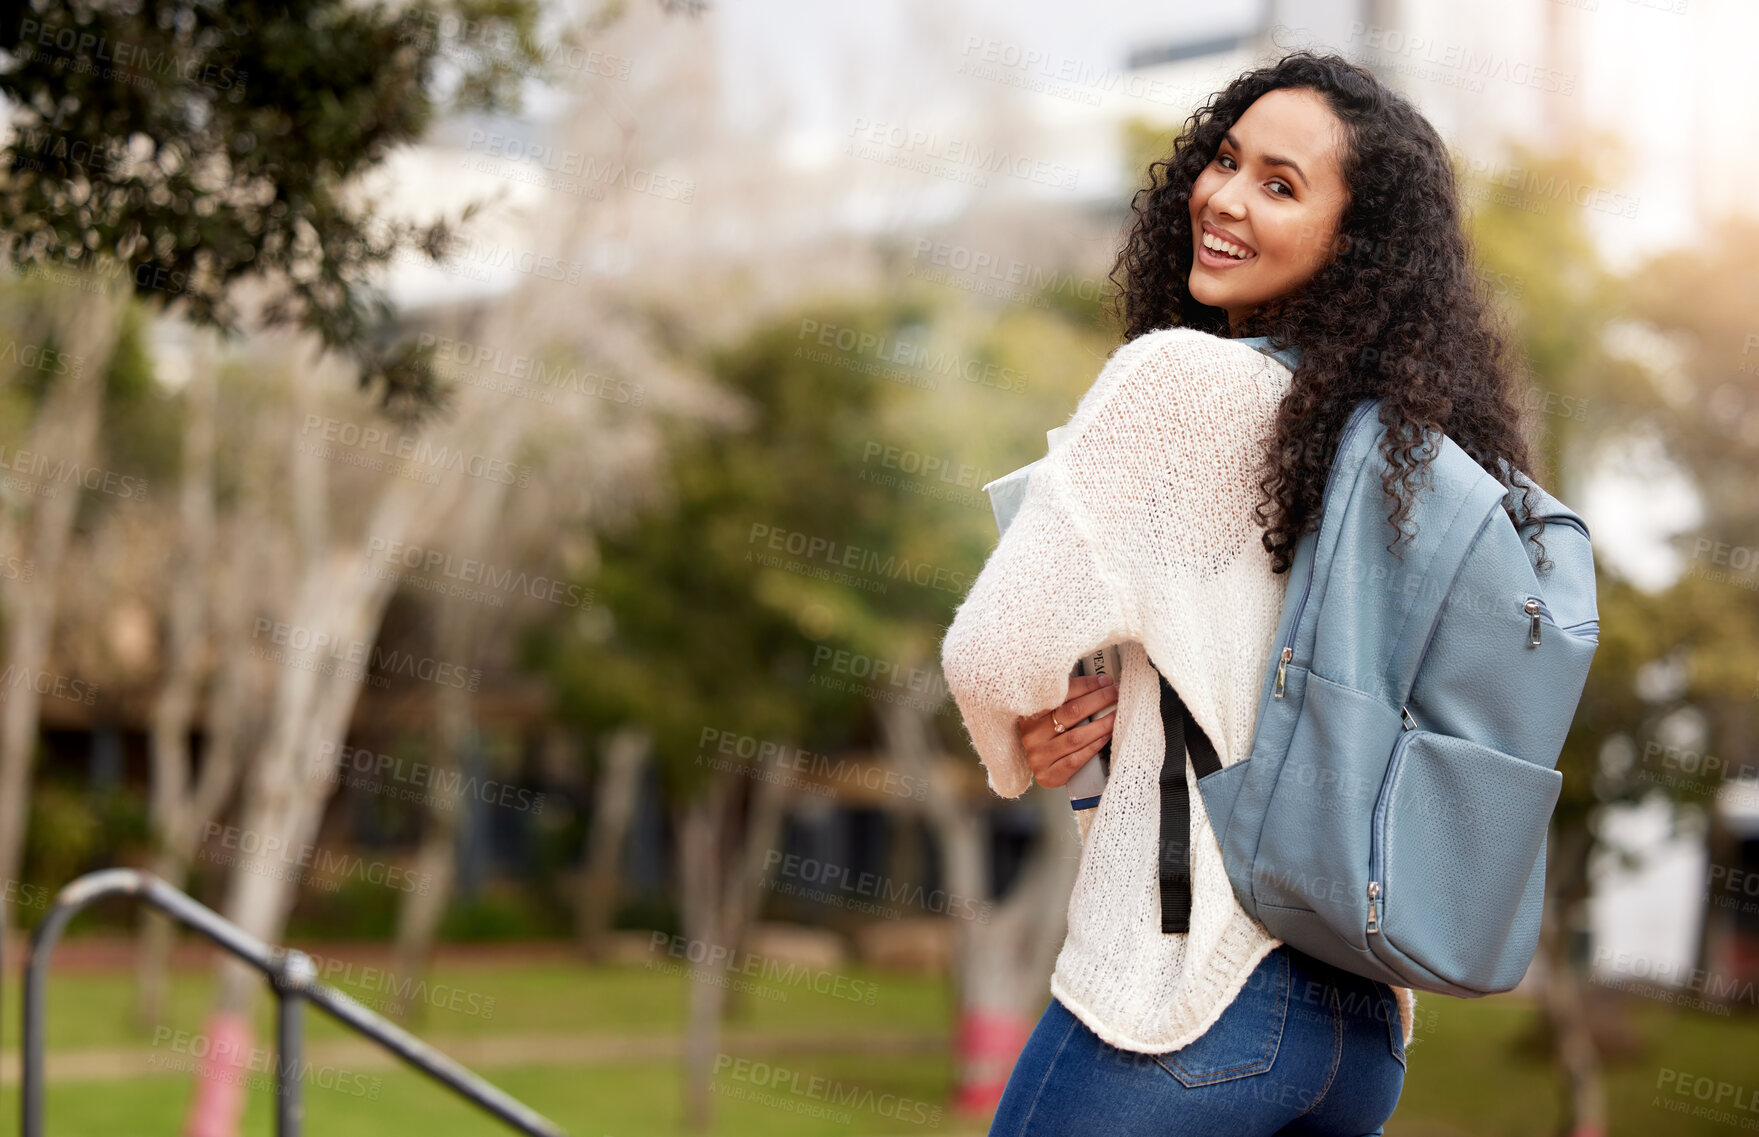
[1028,708,1114,787]
[1036,698,1113,749]
[1025,673,1115,728]
[1034,674,1115,738]
[1032,678,1117,744]
[1035,732,1111,789]
[1018,671,1120,789]
[1063,673,1112,701]
[1060,677,1119,724]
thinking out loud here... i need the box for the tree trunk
[388,433,529,1013]
[1540,822,1605,1137]
[137,340,218,1028]
[722,736,792,1023]
[673,745,793,1133]
[576,723,651,961]
[675,767,737,1133]
[187,554,403,1137]
[134,407,269,1027]
[390,599,476,1022]
[0,282,128,939]
[184,332,539,1137]
[186,357,412,1137]
[877,697,1077,1120]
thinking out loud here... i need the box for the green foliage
[20,777,149,914]
[1033,271,1112,333]
[285,873,403,940]
[1458,129,1636,497]
[527,300,910,798]
[528,287,1122,799]
[437,886,570,941]
[0,0,561,412]
[91,299,182,498]
[1624,212,1759,542]
[22,781,101,891]
[1464,132,1759,932]
[99,301,157,403]
[1459,135,1639,845]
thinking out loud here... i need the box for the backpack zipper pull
[1524,598,1541,646]
[1273,646,1292,698]
[1366,880,1381,934]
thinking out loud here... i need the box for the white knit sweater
[939,326,1416,1053]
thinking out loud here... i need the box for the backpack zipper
[1522,595,1599,647]
[1274,399,1380,699]
[1518,513,1590,541]
[1367,714,1420,936]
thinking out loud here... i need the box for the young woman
[939,51,1545,1136]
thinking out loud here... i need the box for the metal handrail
[21,869,568,1137]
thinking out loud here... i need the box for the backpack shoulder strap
[1158,671,1221,934]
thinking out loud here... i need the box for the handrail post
[23,869,149,1137]
[275,950,315,1137]
[21,869,569,1137]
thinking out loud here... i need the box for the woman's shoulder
[1119,326,1280,372]
[1051,328,1287,476]
[1084,326,1286,418]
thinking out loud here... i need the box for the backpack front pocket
[1370,730,1561,991]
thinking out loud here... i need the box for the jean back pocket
[1153,947,1289,1087]
[1371,980,1407,1069]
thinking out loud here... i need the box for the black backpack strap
[1158,670,1221,934]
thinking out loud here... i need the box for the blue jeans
[988,944,1406,1136]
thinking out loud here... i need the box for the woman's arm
[939,327,1281,799]
[939,454,1135,799]
[937,334,1165,799]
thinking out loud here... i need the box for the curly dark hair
[1105,49,1548,575]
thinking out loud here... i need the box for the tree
[530,281,1121,1126]
[573,722,650,960]
[133,341,286,1025]
[172,0,723,1112]
[0,274,130,939]
[877,698,1078,1117]
[0,0,559,407]
[530,302,901,1130]
[0,0,555,950]
[1464,135,1759,1135]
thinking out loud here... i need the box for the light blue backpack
[1195,394,1599,997]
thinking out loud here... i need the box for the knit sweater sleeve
[937,341,1152,799]
[938,452,1135,798]
[940,327,1283,798]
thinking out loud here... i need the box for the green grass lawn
[6,1055,962,1137]
[2,948,1755,1136]
[1389,994,1759,1137]
[1,952,953,1050]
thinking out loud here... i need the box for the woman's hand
[1016,674,1118,788]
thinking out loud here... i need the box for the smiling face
[1188,87,1351,334]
